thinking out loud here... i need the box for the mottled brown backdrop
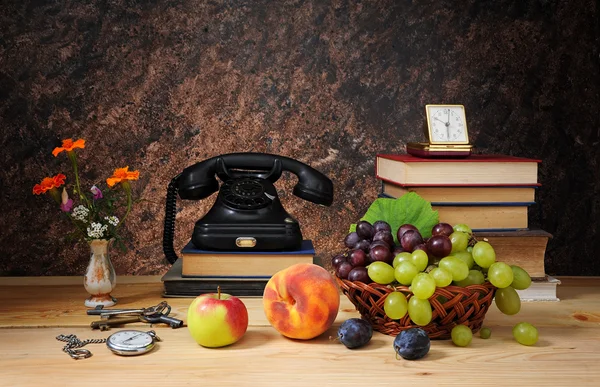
[1,0,598,276]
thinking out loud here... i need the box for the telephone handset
[163,152,334,264]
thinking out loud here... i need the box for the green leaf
[348,192,439,243]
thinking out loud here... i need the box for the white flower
[87,222,109,239]
[72,205,90,222]
[104,216,119,226]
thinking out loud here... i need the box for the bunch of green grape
[365,221,527,326]
[333,220,538,345]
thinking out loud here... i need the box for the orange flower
[33,173,66,195]
[53,173,66,187]
[106,166,140,187]
[52,138,86,157]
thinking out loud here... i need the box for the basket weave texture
[336,277,496,339]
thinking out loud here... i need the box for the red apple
[187,287,248,347]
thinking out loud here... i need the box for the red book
[376,154,541,186]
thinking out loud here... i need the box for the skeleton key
[86,301,169,317]
[86,306,136,316]
[141,314,184,329]
[90,316,144,331]
[94,302,171,319]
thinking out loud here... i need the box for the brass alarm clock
[407,104,473,158]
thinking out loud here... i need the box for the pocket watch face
[109,330,153,347]
[426,105,469,144]
[107,330,155,355]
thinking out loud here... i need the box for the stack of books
[375,153,560,301]
[161,240,316,297]
[376,154,540,230]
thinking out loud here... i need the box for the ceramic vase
[84,239,117,308]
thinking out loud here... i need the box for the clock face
[108,330,153,348]
[426,105,469,144]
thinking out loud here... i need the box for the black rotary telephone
[162,152,334,264]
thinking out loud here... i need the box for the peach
[263,263,340,340]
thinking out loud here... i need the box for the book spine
[465,227,530,232]
[377,176,542,187]
[430,202,535,206]
[182,240,315,255]
[180,274,272,280]
[376,154,542,163]
[377,193,533,207]
[379,183,537,205]
[378,192,394,199]
[381,180,541,189]
[377,194,530,231]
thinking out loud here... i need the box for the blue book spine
[429,202,535,207]
[181,239,315,255]
[377,193,534,206]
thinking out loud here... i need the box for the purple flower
[60,199,74,212]
[90,185,103,200]
[60,188,74,212]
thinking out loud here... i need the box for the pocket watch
[106,330,161,356]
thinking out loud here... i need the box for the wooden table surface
[0,276,599,387]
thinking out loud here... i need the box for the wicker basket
[336,277,496,339]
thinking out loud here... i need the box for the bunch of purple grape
[332,220,465,283]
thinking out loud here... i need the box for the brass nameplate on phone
[236,237,257,248]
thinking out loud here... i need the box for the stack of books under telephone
[161,240,316,297]
[375,153,560,301]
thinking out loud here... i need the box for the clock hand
[123,333,144,343]
[433,117,446,125]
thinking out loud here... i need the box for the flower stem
[68,151,91,207]
[115,181,132,232]
[61,212,87,239]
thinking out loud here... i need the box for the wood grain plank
[0,325,599,387]
[1,279,599,328]
[0,275,163,286]
[1,276,600,387]
[0,282,363,328]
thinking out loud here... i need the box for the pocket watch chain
[56,334,107,360]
